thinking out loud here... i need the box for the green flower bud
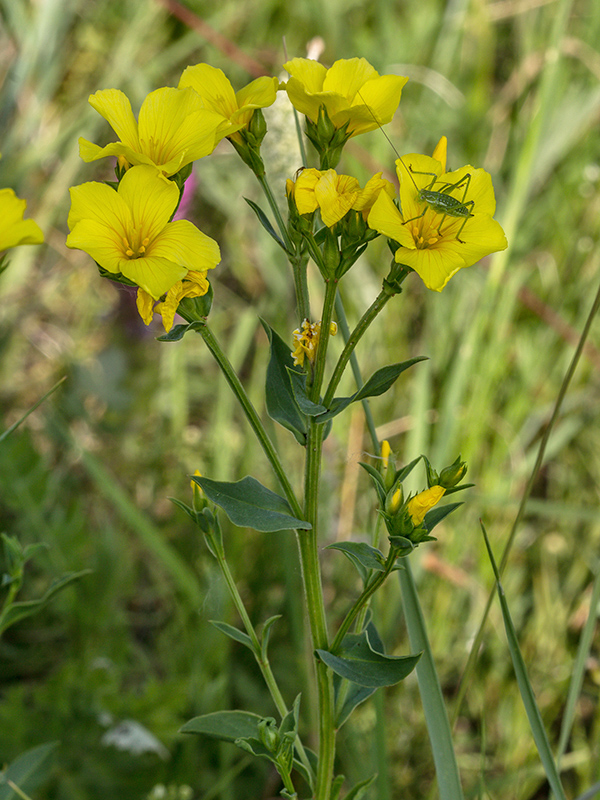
[439,455,468,488]
[247,108,267,145]
[258,718,280,753]
[385,481,403,515]
[422,455,440,488]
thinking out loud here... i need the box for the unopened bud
[406,485,446,526]
[258,718,279,753]
[422,455,440,488]
[385,481,403,515]
[439,456,467,488]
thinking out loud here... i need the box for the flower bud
[385,480,403,515]
[421,455,440,488]
[247,108,267,146]
[406,485,446,526]
[258,718,280,753]
[439,456,467,488]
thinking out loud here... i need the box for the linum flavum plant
[66,57,508,799]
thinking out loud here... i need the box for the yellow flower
[291,319,338,367]
[283,57,408,137]
[66,165,220,302]
[178,64,278,140]
[136,270,210,331]
[0,188,43,251]
[407,486,446,526]
[288,168,392,228]
[367,146,508,291]
[79,87,227,176]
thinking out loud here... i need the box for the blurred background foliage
[1,0,600,797]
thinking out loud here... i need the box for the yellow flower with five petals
[178,64,278,141]
[66,165,220,303]
[79,87,228,176]
[283,57,407,137]
[367,140,508,291]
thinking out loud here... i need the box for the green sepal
[192,475,311,532]
[0,741,59,800]
[180,710,262,741]
[168,497,208,532]
[358,462,387,505]
[344,773,378,800]
[177,280,213,321]
[0,570,91,636]
[261,320,307,445]
[395,455,423,483]
[317,627,421,688]
[423,502,463,533]
[443,482,475,496]
[210,620,254,651]
[156,320,205,342]
[245,198,288,253]
[387,534,415,557]
[318,357,427,422]
[326,542,386,583]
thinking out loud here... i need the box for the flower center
[122,234,150,259]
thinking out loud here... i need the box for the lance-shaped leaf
[334,622,385,728]
[287,367,327,416]
[210,620,254,651]
[317,627,421,688]
[261,321,307,445]
[0,742,58,800]
[245,198,288,252]
[423,502,463,533]
[156,320,205,342]
[193,475,311,532]
[344,773,378,800]
[326,541,386,583]
[0,570,91,636]
[317,357,427,422]
[181,710,262,742]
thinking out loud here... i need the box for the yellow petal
[136,288,156,326]
[292,168,321,214]
[66,217,127,274]
[235,75,279,113]
[120,254,187,299]
[315,171,359,227]
[367,190,416,249]
[67,181,132,243]
[0,189,43,250]
[431,136,447,172]
[407,486,446,525]
[344,74,408,135]
[78,138,156,168]
[178,63,238,119]
[148,220,220,273]
[88,89,140,151]
[353,172,395,213]
[322,57,379,99]
[283,58,327,93]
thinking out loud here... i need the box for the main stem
[301,276,339,799]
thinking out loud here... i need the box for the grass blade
[480,521,568,800]
[398,560,465,800]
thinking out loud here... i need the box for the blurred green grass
[1,0,600,797]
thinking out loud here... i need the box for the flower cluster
[67,55,507,333]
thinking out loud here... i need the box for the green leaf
[210,620,254,651]
[193,475,311,532]
[156,320,204,342]
[181,710,262,742]
[317,628,421,688]
[480,522,568,800]
[326,542,386,583]
[245,198,288,252]
[260,615,281,661]
[287,367,327,416]
[261,321,307,445]
[358,462,387,505]
[335,680,376,728]
[0,742,58,800]
[396,455,423,483]
[0,570,91,636]
[423,502,463,533]
[398,560,465,800]
[318,357,427,422]
[344,773,377,800]
[331,774,345,800]
[293,748,319,791]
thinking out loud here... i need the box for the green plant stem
[323,283,396,407]
[255,171,310,321]
[453,272,600,725]
[330,551,398,654]
[334,292,379,449]
[196,322,303,520]
[309,277,338,403]
[212,541,313,785]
